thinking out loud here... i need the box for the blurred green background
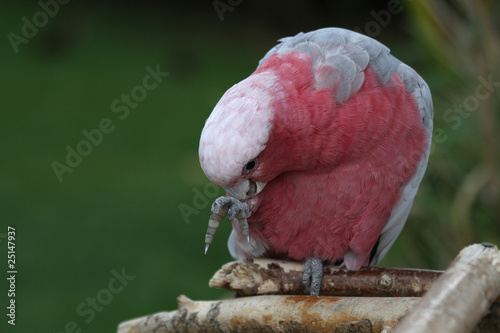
[1,0,499,332]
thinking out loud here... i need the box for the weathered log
[117,296,500,333]
[210,258,442,297]
[117,243,500,333]
[393,243,500,333]
[118,294,420,333]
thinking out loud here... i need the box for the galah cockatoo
[199,28,433,296]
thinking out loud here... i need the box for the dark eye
[244,159,257,172]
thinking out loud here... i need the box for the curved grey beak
[224,179,266,201]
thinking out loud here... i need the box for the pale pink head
[199,71,284,199]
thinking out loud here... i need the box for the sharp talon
[204,196,251,254]
[204,197,230,254]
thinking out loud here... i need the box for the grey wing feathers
[258,28,403,104]
[370,64,433,265]
[259,27,434,266]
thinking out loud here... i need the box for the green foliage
[1,1,498,332]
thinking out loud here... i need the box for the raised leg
[204,196,250,254]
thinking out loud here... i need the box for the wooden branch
[117,297,500,333]
[393,243,500,333]
[117,243,500,333]
[209,258,442,297]
[118,294,421,333]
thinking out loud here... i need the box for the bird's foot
[303,257,324,296]
[204,196,250,254]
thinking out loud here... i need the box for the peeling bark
[209,258,442,297]
[393,243,500,333]
[118,295,420,333]
[117,244,500,333]
[117,297,500,333]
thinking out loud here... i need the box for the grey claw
[228,201,250,242]
[204,196,251,253]
[303,257,324,296]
